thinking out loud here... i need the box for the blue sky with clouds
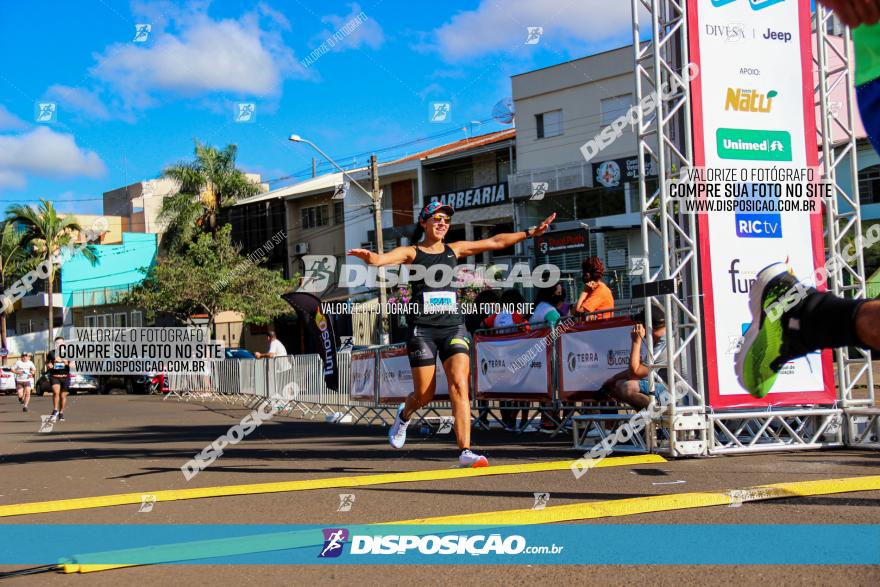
[0,0,638,214]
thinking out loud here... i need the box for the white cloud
[0,104,26,131]
[0,127,106,188]
[90,6,302,109]
[317,3,384,52]
[46,85,111,120]
[430,0,638,61]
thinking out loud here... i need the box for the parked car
[34,371,102,394]
[97,374,134,394]
[0,367,17,393]
[35,372,50,395]
[133,372,171,394]
[225,348,256,359]
[70,372,100,393]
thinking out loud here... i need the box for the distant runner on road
[13,352,36,413]
[47,336,72,423]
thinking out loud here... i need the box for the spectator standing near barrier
[481,289,529,333]
[466,289,500,427]
[13,352,35,413]
[464,289,499,427]
[47,336,72,423]
[531,284,567,328]
[465,289,500,335]
[601,309,668,411]
[483,289,530,432]
[531,284,568,433]
[255,331,287,359]
[348,202,556,468]
[575,257,615,320]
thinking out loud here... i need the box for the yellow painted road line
[391,475,880,525]
[0,454,665,518]
[60,473,880,573]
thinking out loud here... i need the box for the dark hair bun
[581,256,605,281]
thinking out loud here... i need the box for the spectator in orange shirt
[575,256,615,319]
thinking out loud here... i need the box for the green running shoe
[735,262,813,398]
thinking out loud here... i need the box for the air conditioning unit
[294,242,310,255]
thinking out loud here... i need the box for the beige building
[511,45,662,301]
[103,174,269,239]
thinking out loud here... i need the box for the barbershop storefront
[424,181,516,264]
[419,131,518,265]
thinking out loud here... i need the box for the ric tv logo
[735,213,782,239]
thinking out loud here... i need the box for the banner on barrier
[688,0,834,407]
[350,350,376,400]
[377,347,451,403]
[475,329,552,399]
[557,318,634,400]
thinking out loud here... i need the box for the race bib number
[54,362,65,370]
[423,290,457,314]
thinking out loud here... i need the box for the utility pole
[370,154,390,345]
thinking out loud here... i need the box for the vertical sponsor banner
[474,329,552,399]
[557,318,634,400]
[283,292,340,390]
[349,350,376,400]
[688,0,834,407]
[377,347,452,403]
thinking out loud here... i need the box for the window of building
[497,152,514,183]
[301,205,328,230]
[114,313,127,328]
[334,202,345,225]
[601,94,634,126]
[536,109,563,139]
[86,313,113,327]
[453,168,474,190]
[130,311,143,327]
[575,187,627,218]
[858,164,880,205]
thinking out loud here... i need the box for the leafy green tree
[123,226,297,333]
[159,141,262,252]
[6,199,98,349]
[0,221,38,360]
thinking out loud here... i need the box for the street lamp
[288,135,371,196]
[288,134,390,345]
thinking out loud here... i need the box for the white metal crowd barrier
[164,311,876,457]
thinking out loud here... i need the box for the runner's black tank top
[407,243,463,327]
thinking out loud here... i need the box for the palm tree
[6,199,98,349]
[159,140,262,252]
[0,221,37,362]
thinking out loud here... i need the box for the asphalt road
[0,393,878,585]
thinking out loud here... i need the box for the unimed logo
[735,213,782,238]
[716,128,792,162]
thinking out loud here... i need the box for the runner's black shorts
[406,324,471,368]
[50,375,69,391]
